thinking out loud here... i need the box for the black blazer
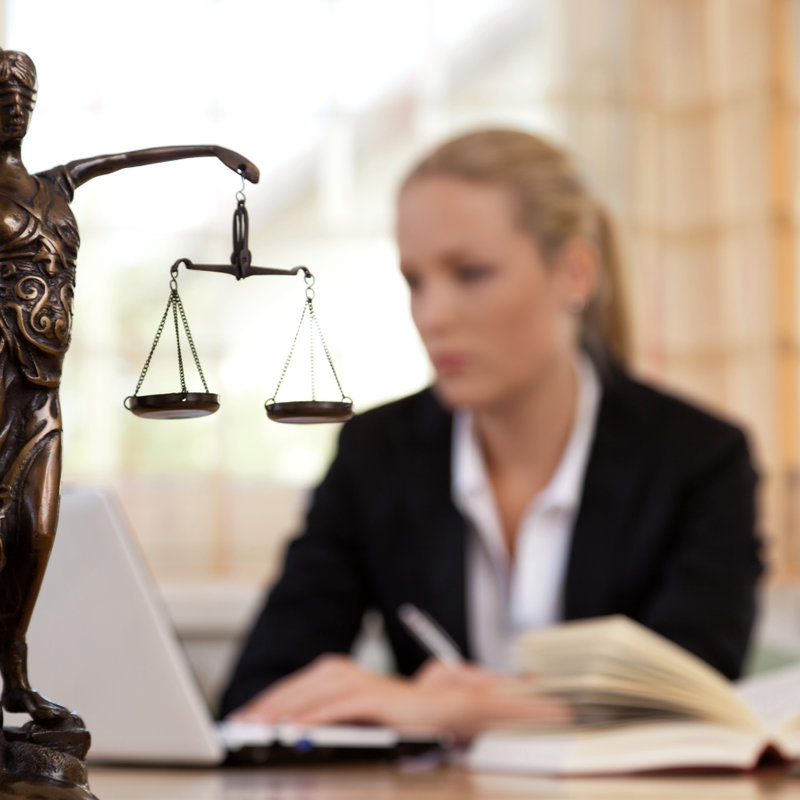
[221,364,763,716]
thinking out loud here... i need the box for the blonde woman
[222,129,762,740]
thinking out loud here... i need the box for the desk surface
[87,763,800,800]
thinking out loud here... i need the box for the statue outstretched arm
[63,145,259,189]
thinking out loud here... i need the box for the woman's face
[396,175,585,411]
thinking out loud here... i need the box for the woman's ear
[554,237,601,313]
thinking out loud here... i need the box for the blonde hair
[402,129,630,365]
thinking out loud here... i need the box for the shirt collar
[452,354,602,514]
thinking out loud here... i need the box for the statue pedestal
[0,722,95,799]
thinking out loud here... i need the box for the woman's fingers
[414,659,497,687]
[293,684,410,727]
[228,654,371,723]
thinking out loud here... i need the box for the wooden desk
[87,763,800,800]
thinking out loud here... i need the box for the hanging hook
[304,271,315,302]
[230,186,251,278]
[169,261,180,293]
[236,168,246,204]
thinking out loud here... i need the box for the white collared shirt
[451,355,602,671]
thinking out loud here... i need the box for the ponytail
[583,201,630,366]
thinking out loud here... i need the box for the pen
[397,602,464,665]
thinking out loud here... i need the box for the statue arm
[63,145,260,189]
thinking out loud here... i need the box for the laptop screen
[16,486,225,765]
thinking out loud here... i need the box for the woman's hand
[227,654,569,741]
[226,654,406,726]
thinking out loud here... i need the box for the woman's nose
[412,286,455,336]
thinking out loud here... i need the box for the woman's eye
[455,264,492,283]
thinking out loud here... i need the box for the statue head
[0,49,36,144]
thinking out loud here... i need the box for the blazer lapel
[402,391,471,659]
[563,368,650,620]
[419,497,469,658]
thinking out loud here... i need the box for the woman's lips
[432,354,466,374]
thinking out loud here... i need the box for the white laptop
[11,486,442,765]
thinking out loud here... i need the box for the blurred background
[2,0,798,697]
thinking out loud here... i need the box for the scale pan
[125,392,220,419]
[266,400,353,424]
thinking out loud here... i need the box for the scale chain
[309,301,316,402]
[269,295,348,404]
[175,293,210,393]
[308,301,347,400]
[270,300,308,402]
[171,290,187,394]
[132,292,174,397]
[131,266,210,398]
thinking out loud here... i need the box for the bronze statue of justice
[0,47,351,798]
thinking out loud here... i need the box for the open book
[465,615,800,776]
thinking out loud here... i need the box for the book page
[511,616,762,731]
[466,720,766,775]
[736,663,800,727]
